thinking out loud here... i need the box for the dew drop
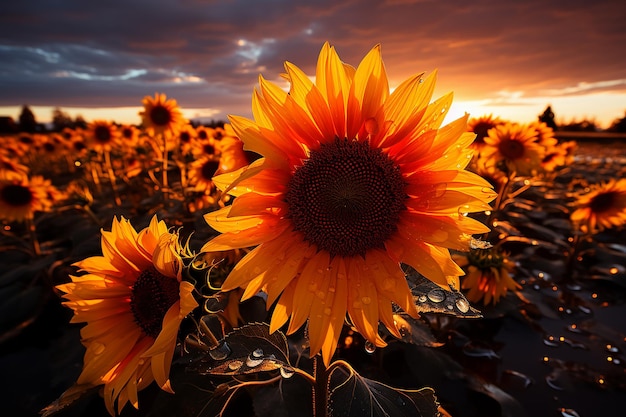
[352,300,363,309]
[209,342,232,360]
[324,307,332,316]
[559,408,581,417]
[364,340,376,354]
[280,366,295,379]
[361,296,372,305]
[418,295,427,303]
[92,342,105,355]
[316,290,326,299]
[253,266,262,274]
[543,336,559,347]
[455,298,470,313]
[427,289,445,303]
[246,355,264,368]
[228,360,243,371]
[252,348,264,358]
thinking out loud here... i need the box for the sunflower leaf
[405,268,482,318]
[327,361,439,417]
[192,322,291,376]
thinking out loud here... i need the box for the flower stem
[312,355,328,417]
[27,217,41,256]
[161,133,169,201]
[103,150,121,206]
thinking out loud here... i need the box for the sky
[1,0,625,129]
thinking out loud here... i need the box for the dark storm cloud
[0,0,624,120]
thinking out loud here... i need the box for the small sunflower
[456,247,520,305]
[201,42,496,366]
[139,93,185,137]
[0,152,29,180]
[87,120,121,152]
[467,114,505,152]
[481,122,545,176]
[570,178,626,233]
[177,124,197,156]
[0,175,58,222]
[188,156,221,193]
[56,216,199,415]
[119,124,140,148]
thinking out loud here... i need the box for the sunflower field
[1,43,625,417]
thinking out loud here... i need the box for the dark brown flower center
[94,125,112,143]
[180,131,191,143]
[130,266,179,338]
[472,122,497,145]
[285,138,406,258]
[203,144,215,155]
[589,191,617,214]
[122,127,134,139]
[150,105,172,127]
[1,184,33,207]
[198,130,208,140]
[201,160,220,180]
[498,138,525,160]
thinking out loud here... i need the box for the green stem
[161,133,169,202]
[103,150,121,206]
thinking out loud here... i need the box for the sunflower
[87,120,121,152]
[119,124,140,148]
[0,152,29,180]
[0,175,58,222]
[188,156,221,193]
[482,122,544,176]
[139,93,185,138]
[467,114,505,152]
[456,247,520,305]
[570,178,626,233]
[56,216,199,415]
[177,123,197,156]
[201,42,496,366]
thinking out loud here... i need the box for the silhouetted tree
[18,105,38,132]
[560,119,598,132]
[538,105,558,130]
[52,107,73,132]
[608,111,626,133]
[74,114,88,130]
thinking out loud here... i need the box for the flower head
[87,120,121,152]
[467,114,505,152]
[0,175,59,222]
[57,216,199,415]
[456,247,520,305]
[139,93,185,137]
[570,178,626,233]
[201,43,495,366]
[482,123,544,176]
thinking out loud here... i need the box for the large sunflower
[201,43,496,366]
[481,122,544,176]
[57,216,199,415]
[139,93,185,138]
[570,178,626,233]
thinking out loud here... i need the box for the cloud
[0,0,624,124]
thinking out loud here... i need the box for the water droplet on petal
[209,342,231,360]
[228,360,243,371]
[361,296,371,305]
[427,289,445,303]
[92,342,105,355]
[456,298,470,313]
[364,340,376,354]
[280,366,295,378]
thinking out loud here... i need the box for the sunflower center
[201,160,220,180]
[130,266,180,338]
[1,184,33,207]
[589,191,617,213]
[94,126,112,143]
[498,138,525,160]
[150,105,172,127]
[180,131,191,143]
[285,138,406,257]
